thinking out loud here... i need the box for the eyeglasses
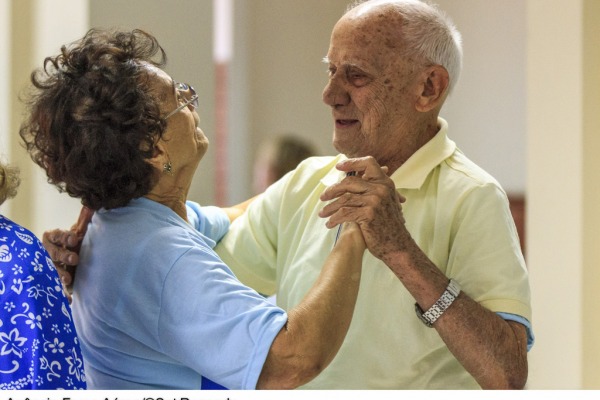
[163,82,199,120]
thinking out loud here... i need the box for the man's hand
[318,156,408,263]
[43,206,93,300]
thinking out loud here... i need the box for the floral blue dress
[0,214,86,389]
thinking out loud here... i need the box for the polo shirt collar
[390,117,455,190]
[322,117,455,189]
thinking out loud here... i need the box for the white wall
[30,0,90,236]
[233,0,348,202]
[0,1,10,208]
[526,0,583,388]
[2,0,88,237]
[89,0,216,206]
[527,0,600,389]
[436,0,527,195]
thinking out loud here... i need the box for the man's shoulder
[442,148,504,192]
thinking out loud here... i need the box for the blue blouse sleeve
[158,243,287,390]
[185,201,230,245]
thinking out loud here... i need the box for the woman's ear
[415,65,450,112]
[147,140,169,172]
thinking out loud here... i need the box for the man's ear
[415,65,449,112]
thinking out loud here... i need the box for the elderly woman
[19,29,365,390]
[0,161,85,389]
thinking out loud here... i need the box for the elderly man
[46,0,532,389]
[218,0,532,389]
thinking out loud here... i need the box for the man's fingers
[398,192,407,203]
[320,187,365,214]
[44,228,75,248]
[42,206,91,303]
[72,206,93,235]
[323,206,357,229]
[42,229,80,265]
[56,265,72,285]
[336,156,389,180]
[361,164,388,181]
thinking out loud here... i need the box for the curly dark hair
[19,28,169,210]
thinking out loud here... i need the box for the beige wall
[1,0,87,236]
[89,0,217,206]
[0,1,9,173]
[436,0,527,195]
[526,0,600,389]
[582,0,600,388]
[229,0,349,202]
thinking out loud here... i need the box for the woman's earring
[163,161,173,175]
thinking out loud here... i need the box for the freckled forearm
[434,299,528,389]
[383,241,528,389]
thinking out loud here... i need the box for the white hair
[347,0,463,94]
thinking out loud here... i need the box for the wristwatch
[415,279,461,328]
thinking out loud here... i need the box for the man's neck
[384,119,441,175]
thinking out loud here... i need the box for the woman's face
[150,65,209,182]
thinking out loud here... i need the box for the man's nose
[322,79,349,107]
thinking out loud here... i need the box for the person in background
[19,28,366,390]
[0,160,85,389]
[44,0,533,389]
[253,134,317,194]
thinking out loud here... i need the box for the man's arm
[319,156,528,390]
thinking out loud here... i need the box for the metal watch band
[415,279,461,328]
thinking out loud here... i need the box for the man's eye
[347,67,367,79]
[349,73,369,86]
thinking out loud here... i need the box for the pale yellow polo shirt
[215,118,531,389]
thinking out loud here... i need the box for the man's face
[322,10,423,166]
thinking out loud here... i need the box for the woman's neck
[145,184,189,221]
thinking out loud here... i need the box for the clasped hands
[319,156,409,262]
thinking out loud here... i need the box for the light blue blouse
[72,198,286,389]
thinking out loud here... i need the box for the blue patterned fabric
[201,376,228,390]
[0,214,86,389]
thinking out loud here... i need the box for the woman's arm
[221,196,259,223]
[256,222,365,389]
